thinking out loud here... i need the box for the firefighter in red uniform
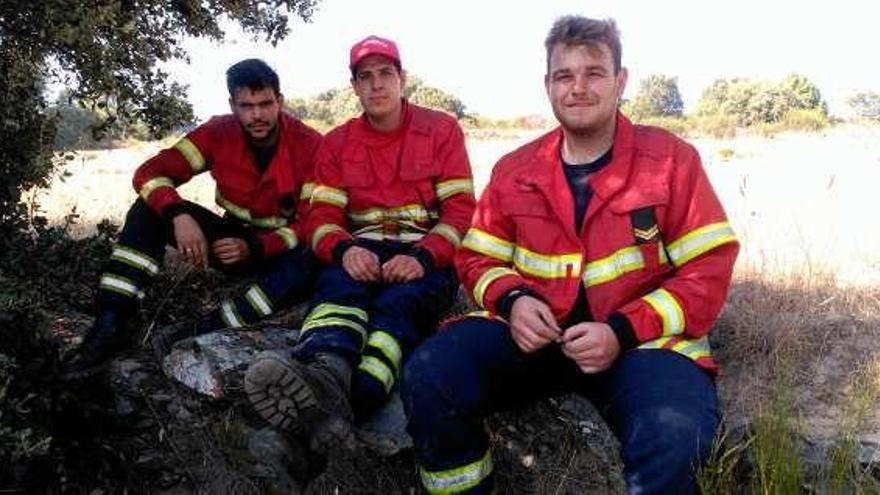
[244,36,475,452]
[402,16,739,494]
[64,59,322,376]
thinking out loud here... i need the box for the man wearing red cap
[244,35,476,452]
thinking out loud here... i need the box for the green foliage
[286,74,469,129]
[696,430,751,495]
[695,74,827,128]
[622,74,684,121]
[751,393,803,494]
[0,0,320,229]
[846,90,880,121]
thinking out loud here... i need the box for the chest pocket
[608,187,671,272]
[399,130,441,206]
[501,192,562,245]
[339,144,374,188]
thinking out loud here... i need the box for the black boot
[245,351,354,453]
[148,312,226,363]
[61,311,131,379]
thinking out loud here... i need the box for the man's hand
[342,245,381,282]
[173,213,208,268]
[562,322,620,373]
[509,295,561,353]
[381,254,425,283]
[213,238,250,265]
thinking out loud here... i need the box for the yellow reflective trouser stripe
[139,176,174,201]
[638,335,712,361]
[111,245,159,276]
[220,300,246,328]
[366,331,402,374]
[99,274,143,299]
[311,185,348,208]
[642,288,685,336]
[274,227,298,249]
[430,223,462,247]
[666,221,737,267]
[348,204,431,224]
[358,355,395,393]
[462,228,514,262]
[435,178,474,201]
[582,245,645,288]
[306,303,368,323]
[301,317,367,342]
[299,182,316,201]
[215,191,286,229]
[421,450,493,494]
[513,246,581,279]
[174,137,206,172]
[473,267,519,308]
[244,284,273,317]
[312,224,346,250]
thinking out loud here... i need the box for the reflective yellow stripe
[421,450,493,494]
[638,335,712,362]
[244,284,273,317]
[312,185,348,208]
[111,245,159,276]
[220,300,246,328]
[642,288,685,336]
[215,191,286,229]
[274,227,298,249]
[299,182,316,200]
[356,231,425,242]
[306,303,368,323]
[473,267,520,308]
[430,223,462,247]
[311,224,347,250]
[435,178,474,201]
[513,247,581,280]
[666,222,737,267]
[462,228,514,262]
[582,246,645,288]
[139,176,174,201]
[358,356,395,393]
[348,204,431,225]
[366,331,402,374]
[301,317,367,341]
[174,137,206,172]
[99,274,142,298]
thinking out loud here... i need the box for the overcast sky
[165,0,880,120]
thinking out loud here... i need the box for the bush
[638,116,690,137]
[846,90,880,121]
[778,108,830,132]
[691,115,738,139]
[622,74,684,121]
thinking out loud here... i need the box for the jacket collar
[514,113,636,235]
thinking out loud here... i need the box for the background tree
[695,74,827,126]
[847,90,880,121]
[622,74,684,121]
[0,0,320,232]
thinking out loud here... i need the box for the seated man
[244,35,475,451]
[64,59,322,376]
[402,16,739,494]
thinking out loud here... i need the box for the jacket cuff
[496,286,544,320]
[331,239,357,264]
[409,247,435,274]
[161,201,190,224]
[607,312,639,351]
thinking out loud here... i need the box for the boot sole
[245,352,319,432]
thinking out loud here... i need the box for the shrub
[691,114,738,139]
[778,108,829,132]
[846,90,880,121]
[623,74,684,121]
[638,116,690,137]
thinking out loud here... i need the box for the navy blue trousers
[294,240,458,420]
[97,199,317,327]
[402,317,720,494]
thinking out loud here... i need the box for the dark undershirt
[562,147,612,326]
[251,142,278,173]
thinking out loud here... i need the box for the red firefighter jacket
[456,114,739,372]
[306,101,475,268]
[132,113,322,258]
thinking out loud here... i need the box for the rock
[355,391,413,456]
[161,326,298,399]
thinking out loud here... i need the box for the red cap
[349,35,401,70]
